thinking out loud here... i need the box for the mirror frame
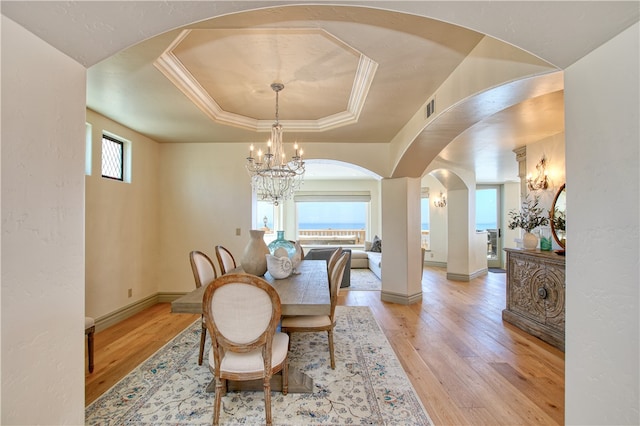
[550,184,566,249]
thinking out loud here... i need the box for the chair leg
[87,326,95,373]
[264,376,272,426]
[282,358,289,396]
[213,377,223,426]
[327,329,335,369]
[199,319,206,365]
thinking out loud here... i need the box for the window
[421,189,430,250]
[101,134,124,181]
[294,192,370,246]
[256,199,279,244]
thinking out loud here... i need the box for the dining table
[171,259,330,393]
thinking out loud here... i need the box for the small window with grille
[101,134,124,181]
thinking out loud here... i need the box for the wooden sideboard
[503,248,565,351]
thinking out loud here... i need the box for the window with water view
[296,201,367,246]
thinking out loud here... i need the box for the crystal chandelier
[246,83,305,206]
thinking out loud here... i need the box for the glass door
[476,185,502,268]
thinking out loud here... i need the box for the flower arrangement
[508,195,549,233]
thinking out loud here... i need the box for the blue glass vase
[268,231,296,258]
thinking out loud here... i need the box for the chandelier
[246,83,305,206]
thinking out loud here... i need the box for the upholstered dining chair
[85,316,95,373]
[281,251,349,369]
[215,245,237,275]
[189,250,218,365]
[203,273,289,426]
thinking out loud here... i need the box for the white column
[380,178,423,304]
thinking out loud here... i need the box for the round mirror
[550,184,566,249]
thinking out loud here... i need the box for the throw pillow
[371,235,382,252]
[364,241,373,251]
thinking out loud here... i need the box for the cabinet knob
[537,287,547,299]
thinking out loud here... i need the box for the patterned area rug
[86,306,431,425]
[346,268,381,291]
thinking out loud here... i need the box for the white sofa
[351,241,382,280]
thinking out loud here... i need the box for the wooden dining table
[171,259,330,393]
[171,259,330,316]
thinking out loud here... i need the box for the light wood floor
[86,267,564,425]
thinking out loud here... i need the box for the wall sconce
[527,156,549,191]
[433,192,447,207]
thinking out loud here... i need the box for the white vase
[240,230,269,276]
[523,232,538,250]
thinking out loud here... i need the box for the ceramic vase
[523,231,538,250]
[240,230,269,276]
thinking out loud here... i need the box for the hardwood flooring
[85,266,564,425]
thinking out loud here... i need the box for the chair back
[328,252,349,320]
[203,274,281,361]
[190,250,218,288]
[327,247,342,277]
[215,245,237,275]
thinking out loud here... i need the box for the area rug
[346,268,381,291]
[86,306,431,425]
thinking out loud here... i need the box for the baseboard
[446,268,488,282]
[94,291,188,332]
[95,294,159,332]
[380,290,423,305]
[157,292,188,303]
[424,260,447,268]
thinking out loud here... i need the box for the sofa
[351,240,382,280]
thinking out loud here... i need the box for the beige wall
[85,110,161,320]
[421,175,448,264]
[1,17,86,424]
[564,23,639,425]
[156,142,253,294]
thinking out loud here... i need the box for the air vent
[426,98,435,118]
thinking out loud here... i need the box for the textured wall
[565,23,639,425]
[85,110,161,320]
[1,17,86,424]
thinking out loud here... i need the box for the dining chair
[327,246,342,278]
[203,273,289,426]
[189,250,218,365]
[281,251,349,369]
[85,316,95,373]
[215,245,237,275]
